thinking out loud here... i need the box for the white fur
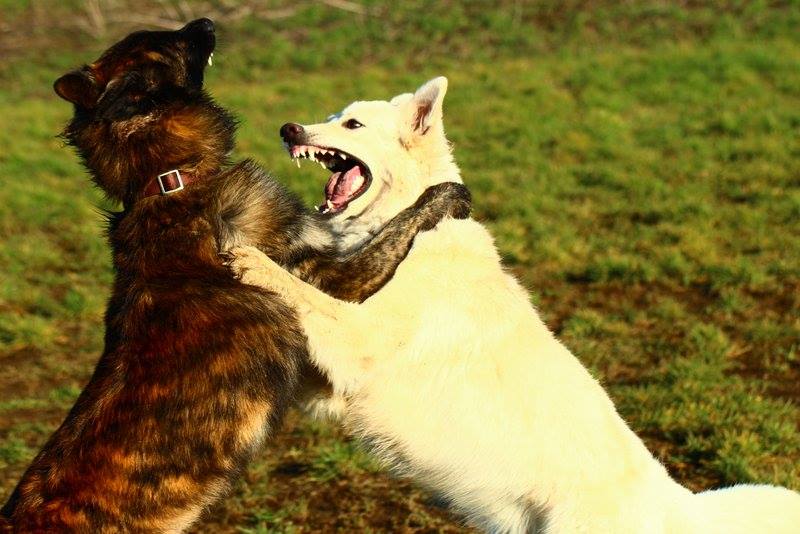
[296,76,461,251]
[236,77,800,533]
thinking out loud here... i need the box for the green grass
[1,1,799,531]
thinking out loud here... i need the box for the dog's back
[5,192,316,532]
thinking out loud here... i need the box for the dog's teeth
[326,199,334,209]
[207,53,213,67]
[340,153,347,160]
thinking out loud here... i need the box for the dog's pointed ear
[409,76,448,135]
[54,69,100,109]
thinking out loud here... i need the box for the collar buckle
[157,169,184,195]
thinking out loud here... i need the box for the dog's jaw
[287,144,373,215]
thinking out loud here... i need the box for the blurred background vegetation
[1,1,799,532]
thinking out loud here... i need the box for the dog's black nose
[280,122,305,144]
[184,18,215,34]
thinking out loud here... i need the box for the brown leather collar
[143,169,197,198]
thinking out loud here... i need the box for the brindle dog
[0,19,470,533]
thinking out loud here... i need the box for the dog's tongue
[325,165,365,209]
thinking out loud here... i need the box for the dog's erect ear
[54,69,100,109]
[409,76,448,135]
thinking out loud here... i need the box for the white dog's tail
[675,484,800,533]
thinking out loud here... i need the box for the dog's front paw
[226,245,274,285]
[414,182,472,230]
[440,182,472,220]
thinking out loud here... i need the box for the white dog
[234,77,800,533]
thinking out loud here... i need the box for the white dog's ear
[409,76,448,135]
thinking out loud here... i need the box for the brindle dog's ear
[54,69,100,109]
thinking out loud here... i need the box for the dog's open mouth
[288,145,372,214]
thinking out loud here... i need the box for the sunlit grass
[1,1,799,531]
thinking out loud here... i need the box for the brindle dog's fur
[0,19,470,533]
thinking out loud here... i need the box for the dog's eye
[343,118,364,129]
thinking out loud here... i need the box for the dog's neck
[65,94,235,207]
[141,169,197,197]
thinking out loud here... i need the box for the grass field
[1,1,799,531]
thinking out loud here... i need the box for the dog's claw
[226,246,271,283]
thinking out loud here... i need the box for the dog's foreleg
[294,182,470,303]
[232,246,384,391]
